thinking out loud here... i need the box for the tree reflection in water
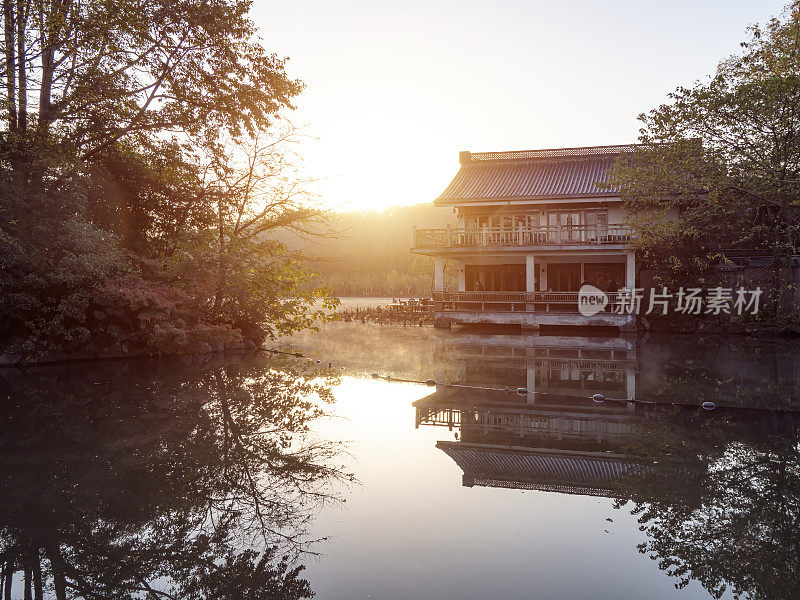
[0,355,350,599]
[416,331,800,600]
[613,408,800,600]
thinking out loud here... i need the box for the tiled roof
[435,144,636,204]
[437,441,644,497]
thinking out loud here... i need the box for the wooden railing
[431,291,624,314]
[436,354,635,371]
[413,224,634,248]
[416,407,640,442]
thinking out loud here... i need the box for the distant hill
[281,204,458,296]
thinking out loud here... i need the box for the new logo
[578,284,608,316]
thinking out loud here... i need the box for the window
[515,214,539,228]
[547,211,582,241]
[548,211,580,226]
[586,211,608,229]
[466,212,546,232]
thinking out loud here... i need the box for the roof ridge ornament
[466,144,639,162]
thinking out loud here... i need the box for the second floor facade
[412,145,637,253]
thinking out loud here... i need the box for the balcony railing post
[446,224,451,246]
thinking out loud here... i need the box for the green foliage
[1,0,302,151]
[610,1,800,313]
[611,141,739,289]
[0,165,130,351]
[0,0,337,355]
[216,238,339,340]
[85,139,214,255]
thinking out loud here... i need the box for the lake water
[2,324,799,599]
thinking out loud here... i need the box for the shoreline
[4,318,800,368]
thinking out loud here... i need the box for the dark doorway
[547,263,580,291]
[466,265,525,291]
[584,263,625,292]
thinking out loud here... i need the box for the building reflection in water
[419,333,643,496]
[416,332,800,599]
[416,386,646,497]
[433,332,637,403]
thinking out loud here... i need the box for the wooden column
[434,256,444,292]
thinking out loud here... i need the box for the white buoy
[592,393,605,403]
[517,387,527,395]
[702,401,716,410]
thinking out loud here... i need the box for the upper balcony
[412,224,635,252]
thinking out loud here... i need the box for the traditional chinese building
[411,145,638,330]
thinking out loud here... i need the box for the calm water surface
[288,324,800,600]
[1,324,799,599]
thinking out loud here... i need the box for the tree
[610,1,800,315]
[0,0,302,252]
[0,0,337,355]
[0,0,300,156]
[201,130,338,340]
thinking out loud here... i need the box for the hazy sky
[250,0,788,211]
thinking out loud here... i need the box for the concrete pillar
[625,252,636,288]
[580,262,585,285]
[457,261,466,292]
[434,256,444,291]
[525,254,536,292]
